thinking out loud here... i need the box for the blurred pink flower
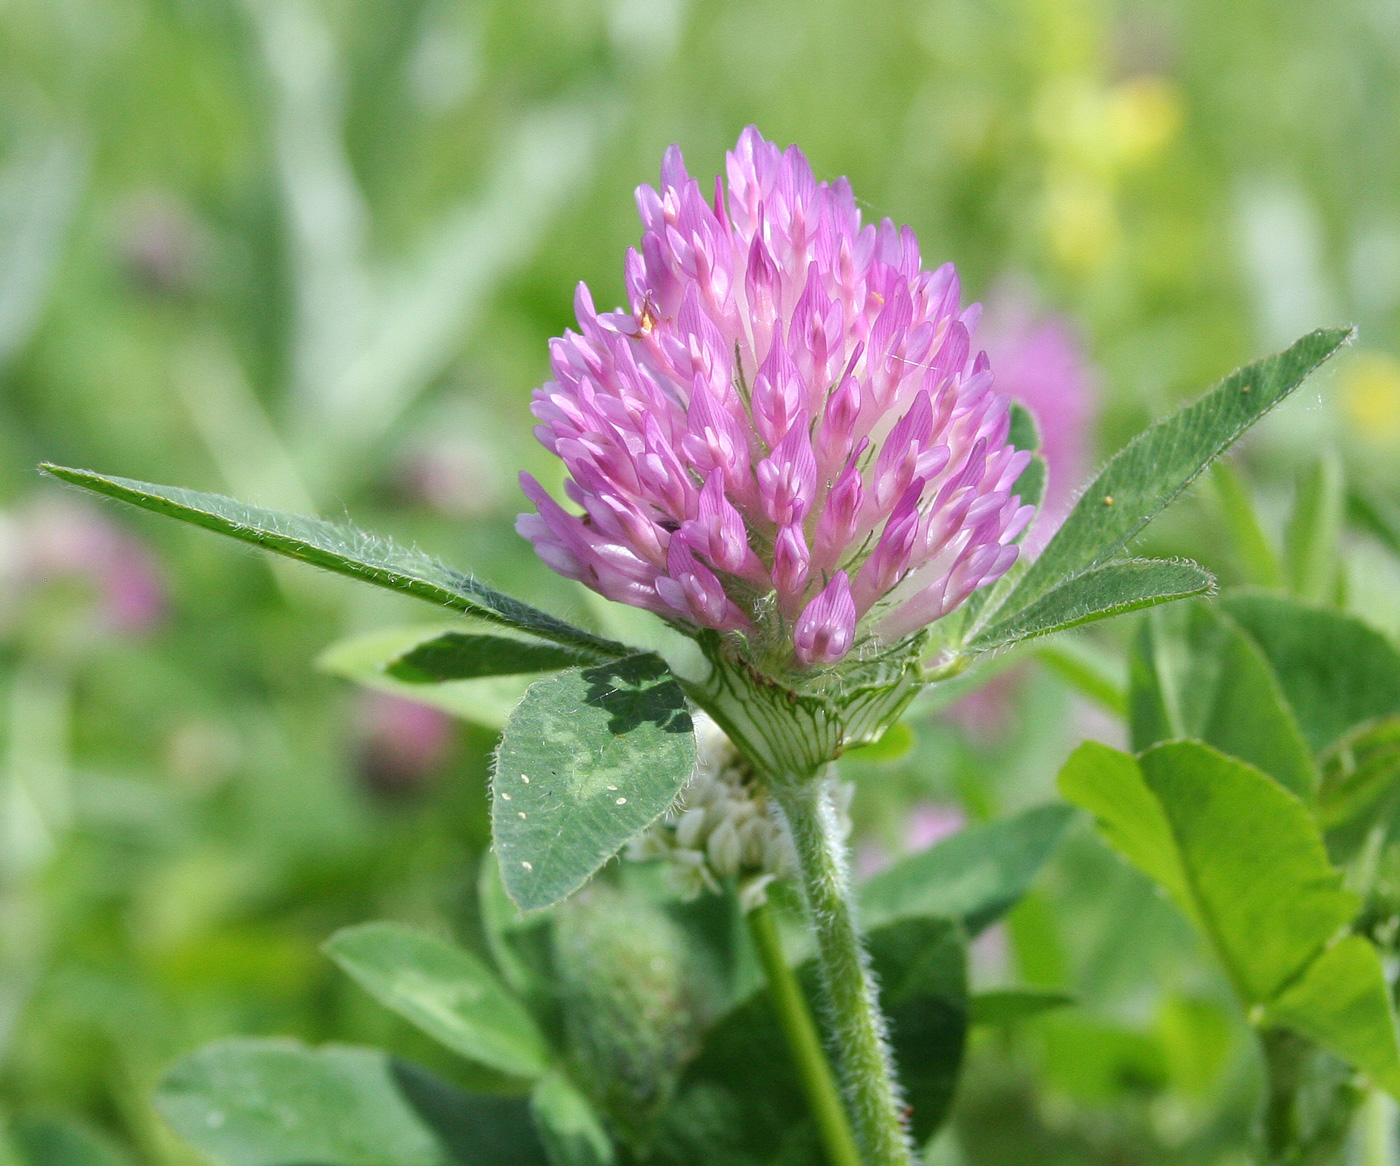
[518,127,1038,667]
[980,291,1096,555]
[905,801,967,850]
[18,496,166,633]
[856,800,966,878]
[354,692,453,798]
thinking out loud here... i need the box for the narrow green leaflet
[970,989,1075,1027]
[969,559,1213,651]
[1059,741,1400,1094]
[1221,594,1400,754]
[1349,488,1400,559]
[388,632,589,682]
[1283,451,1345,603]
[319,626,536,731]
[1129,603,1316,798]
[324,923,551,1080]
[39,466,628,660]
[1210,459,1283,588]
[156,1039,453,1166]
[861,804,1074,935]
[494,654,696,911]
[530,1074,615,1166]
[992,328,1352,619]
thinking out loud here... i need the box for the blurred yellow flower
[1340,351,1400,445]
[1045,171,1121,271]
[1108,75,1183,164]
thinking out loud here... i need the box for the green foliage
[1130,603,1316,797]
[155,1040,476,1166]
[1210,459,1284,588]
[38,467,627,660]
[861,804,1074,935]
[969,559,1213,650]
[1318,717,1400,834]
[8,1120,133,1166]
[387,632,589,682]
[1220,593,1400,755]
[493,654,696,911]
[988,328,1352,622]
[1283,451,1345,603]
[324,923,552,1081]
[552,887,699,1150]
[318,625,538,729]
[969,988,1075,1027]
[530,1075,615,1166]
[1059,740,1400,1095]
[1011,454,1048,518]
[1007,403,1042,453]
[653,917,968,1163]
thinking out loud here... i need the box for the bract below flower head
[518,127,1035,670]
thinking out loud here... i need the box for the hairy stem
[772,773,913,1166]
[748,901,863,1166]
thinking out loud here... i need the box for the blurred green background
[3,0,1400,1162]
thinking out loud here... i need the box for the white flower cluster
[629,716,853,912]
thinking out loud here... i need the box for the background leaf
[1265,935,1400,1097]
[1060,741,1400,1094]
[388,632,589,682]
[861,804,1074,935]
[494,655,696,911]
[1221,594,1400,754]
[1063,741,1355,1003]
[529,1073,615,1166]
[324,922,552,1080]
[970,989,1075,1027]
[1283,451,1345,603]
[993,328,1351,618]
[1129,602,1316,797]
[8,1119,132,1166]
[155,1039,455,1166]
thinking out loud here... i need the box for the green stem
[748,901,863,1166]
[1262,1027,1306,1164]
[772,773,913,1166]
[1360,1089,1398,1166]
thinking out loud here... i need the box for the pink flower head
[518,128,1035,668]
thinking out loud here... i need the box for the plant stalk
[1360,1089,1398,1166]
[747,901,863,1166]
[772,772,913,1166]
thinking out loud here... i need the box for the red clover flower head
[518,127,1035,668]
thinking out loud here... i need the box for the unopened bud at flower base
[630,716,854,911]
[518,127,1037,671]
